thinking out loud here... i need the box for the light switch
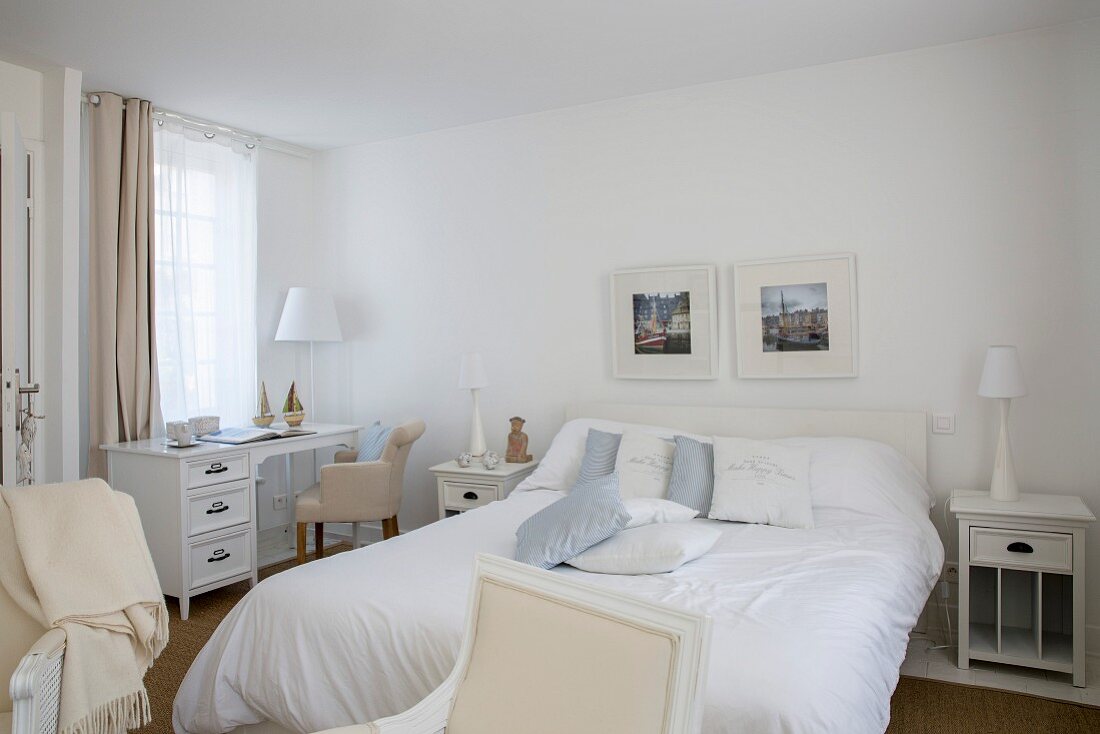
[932,413,956,435]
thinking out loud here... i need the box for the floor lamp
[275,287,344,416]
[275,287,343,555]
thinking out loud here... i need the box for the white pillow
[566,523,722,575]
[514,418,711,494]
[615,431,675,500]
[708,437,814,529]
[622,498,698,529]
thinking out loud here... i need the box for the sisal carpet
[140,544,1100,734]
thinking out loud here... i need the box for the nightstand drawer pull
[1007,542,1033,554]
[463,491,479,500]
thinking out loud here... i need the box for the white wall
[310,21,1100,633]
[254,146,329,532]
[0,59,44,140]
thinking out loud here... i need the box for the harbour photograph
[761,282,829,352]
[633,291,691,354]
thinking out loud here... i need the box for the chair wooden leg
[382,515,399,540]
[296,523,307,565]
[315,523,325,558]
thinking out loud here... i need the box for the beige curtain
[87,93,162,478]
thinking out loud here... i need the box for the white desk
[102,422,360,619]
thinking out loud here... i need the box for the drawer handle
[1007,542,1034,554]
[206,501,229,515]
[463,491,479,500]
[205,463,229,475]
[207,549,231,562]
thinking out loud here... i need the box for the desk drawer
[187,453,249,490]
[189,528,252,590]
[188,482,251,537]
[443,481,498,511]
[970,527,1072,572]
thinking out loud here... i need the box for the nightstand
[430,459,539,519]
[951,490,1095,686]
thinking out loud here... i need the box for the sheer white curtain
[153,123,256,427]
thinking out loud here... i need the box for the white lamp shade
[978,345,1027,398]
[275,287,343,342]
[458,352,489,390]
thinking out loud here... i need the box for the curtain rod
[81,93,310,158]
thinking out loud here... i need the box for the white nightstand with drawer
[431,460,538,519]
[951,490,1095,686]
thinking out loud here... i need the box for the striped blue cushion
[515,472,630,569]
[576,429,622,482]
[357,421,392,462]
[666,435,715,515]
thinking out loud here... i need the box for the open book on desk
[199,426,317,445]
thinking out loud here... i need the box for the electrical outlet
[943,562,959,581]
[273,494,287,511]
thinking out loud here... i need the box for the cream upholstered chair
[1,577,65,734]
[313,554,712,734]
[295,420,426,564]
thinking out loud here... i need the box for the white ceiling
[1,1,1097,150]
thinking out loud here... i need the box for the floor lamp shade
[459,353,489,456]
[979,345,1026,502]
[275,287,343,343]
[275,287,343,417]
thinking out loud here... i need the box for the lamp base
[989,397,1019,502]
[469,389,487,457]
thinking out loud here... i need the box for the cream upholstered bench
[312,554,712,734]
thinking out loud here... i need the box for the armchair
[1,577,65,734]
[312,554,712,734]
[295,420,426,564]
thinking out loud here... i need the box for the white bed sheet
[174,438,943,734]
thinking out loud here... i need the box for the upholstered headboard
[565,403,928,478]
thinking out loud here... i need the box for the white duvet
[174,435,943,734]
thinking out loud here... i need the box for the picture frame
[733,253,858,379]
[610,265,718,380]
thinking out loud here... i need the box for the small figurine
[505,416,533,463]
[456,452,472,468]
[482,451,501,470]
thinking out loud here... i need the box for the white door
[1,111,31,486]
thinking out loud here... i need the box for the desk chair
[295,420,425,563]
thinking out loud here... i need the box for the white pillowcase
[708,437,814,529]
[565,523,722,575]
[615,431,675,500]
[515,418,697,493]
[622,498,698,529]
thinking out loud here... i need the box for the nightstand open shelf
[951,490,1094,686]
[966,565,1074,673]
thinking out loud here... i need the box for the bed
[173,403,943,734]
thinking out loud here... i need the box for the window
[153,124,257,427]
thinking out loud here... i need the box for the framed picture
[610,265,718,380]
[733,253,858,379]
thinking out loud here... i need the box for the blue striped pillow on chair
[357,421,392,462]
[666,435,715,515]
[515,472,630,569]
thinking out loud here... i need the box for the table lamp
[275,287,343,417]
[459,352,489,456]
[978,345,1027,502]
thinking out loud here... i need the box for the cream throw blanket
[0,479,168,734]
